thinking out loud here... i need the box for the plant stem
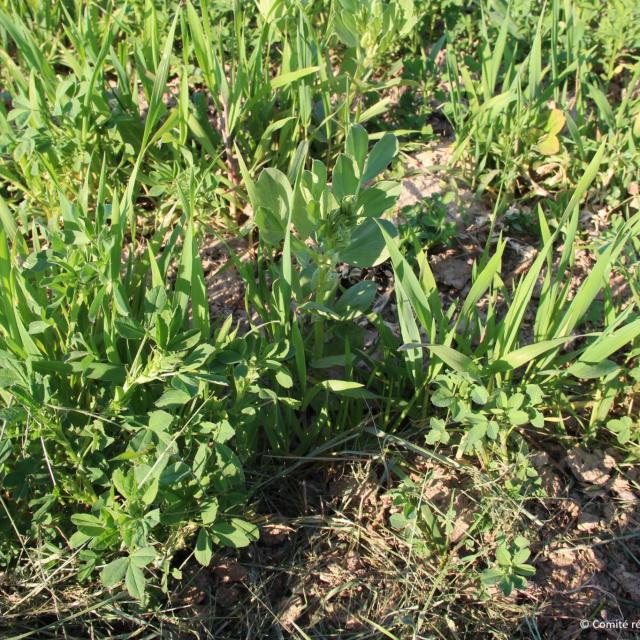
[313,264,328,361]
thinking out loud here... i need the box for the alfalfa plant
[481,536,535,596]
[0,180,276,602]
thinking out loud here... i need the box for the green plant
[2,0,640,634]
[442,3,568,197]
[333,0,417,71]
[441,1,640,207]
[481,536,535,596]
[428,374,545,461]
[382,147,640,452]
[388,475,449,557]
[250,124,399,324]
[0,183,267,601]
[399,195,457,254]
[220,125,404,450]
[243,126,399,352]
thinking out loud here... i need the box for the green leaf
[337,218,397,268]
[426,345,477,376]
[345,124,369,175]
[270,66,319,89]
[515,563,536,577]
[495,545,511,566]
[480,567,503,585]
[71,513,104,537]
[362,133,398,183]
[69,531,91,548]
[275,369,294,389]
[431,386,454,408]
[100,557,128,587]
[508,393,524,410]
[235,143,259,209]
[141,477,159,505]
[355,180,400,218]
[85,363,126,383]
[254,168,292,245]
[568,360,620,380]
[201,498,219,525]
[174,216,194,324]
[389,512,408,530]
[201,420,235,443]
[557,243,616,338]
[378,220,440,338]
[471,386,489,405]
[321,379,377,399]
[155,388,191,408]
[334,10,358,47]
[501,336,571,369]
[512,548,531,565]
[194,527,213,566]
[125,562,146,600]
[571,319,640,373]
[514,535,530,548]
[332,154,359,200]
[464,422,487,449]
[499,577,515,596]
[559,140,606,228]
[426,418,449,444]
[130,547,156,568]
[115,318,146,340]
[190,227,210,340]
[148,410,174,432]
[335,280,377,317]
[0,195,18,243]
[507,409,529,426]
[112,468,133,499]
[460,240,505,320]
[530,410,544,429]
[357,96,392,123]
[396,279,423,384]
[210,518,259,548]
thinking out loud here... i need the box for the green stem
[313,263,329,361]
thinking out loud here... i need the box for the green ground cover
[1,0,640,637]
